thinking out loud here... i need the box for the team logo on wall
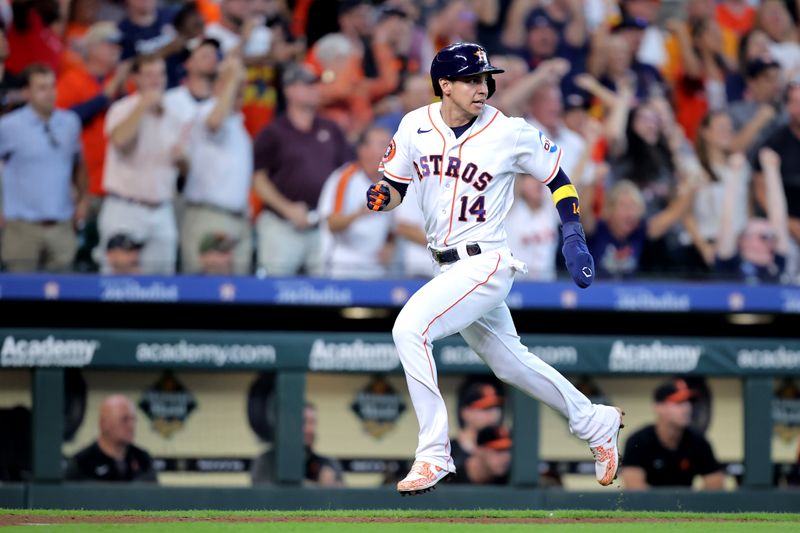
[139,371,197,438]
[351,376,406,439]
[773,378,800,443]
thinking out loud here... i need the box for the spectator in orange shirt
[663,0,739,88]
[56,22,130,200]
[56,22,131,270]
[195,0,221,24]
[716,0,756,38]
[668,17,733,141]
[310,32,371,140]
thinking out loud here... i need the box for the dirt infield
[0,514,772,526]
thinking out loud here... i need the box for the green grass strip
[2,522,800,533]
[1,509,799,522]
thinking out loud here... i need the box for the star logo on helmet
[474,48,488,64]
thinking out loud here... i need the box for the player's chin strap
[547,169,594,288]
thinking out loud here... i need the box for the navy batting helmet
[430,42,504,99]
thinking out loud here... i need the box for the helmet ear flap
[487,75,496,99]
[432,77,445,98]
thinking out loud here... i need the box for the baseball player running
[366,43,624,495]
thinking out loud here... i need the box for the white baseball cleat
[397,460,453,496]
[590,406,625,486]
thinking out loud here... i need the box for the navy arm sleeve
[546,168,581,224]
[384,176,409,199]
[70,94,111,126]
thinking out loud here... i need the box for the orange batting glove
[366,183,391,211]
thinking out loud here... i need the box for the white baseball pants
[392,245,615,472]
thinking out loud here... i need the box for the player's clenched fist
[366,183,391,211]
[561,221,594,289]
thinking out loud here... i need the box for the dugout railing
[1,329,799,512]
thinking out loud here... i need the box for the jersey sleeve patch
[382,139,397,163]
[538,131,559,154]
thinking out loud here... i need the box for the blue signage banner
[0,274,799,314]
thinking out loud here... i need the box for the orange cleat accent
[396,461,453,495]
[591,407,624,486]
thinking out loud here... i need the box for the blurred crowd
[0,0,798,283]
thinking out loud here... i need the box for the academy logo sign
[737,346,800,369]
[135,340,276,367]
[608,340,702,372]
[1,335,99,367]
[439,344,577,368]
[308,339,400,371]
[439,346,484,366]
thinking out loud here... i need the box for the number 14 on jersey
[457,195,486,223]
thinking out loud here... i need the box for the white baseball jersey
[380,102,562,251]
[318,162,394,279]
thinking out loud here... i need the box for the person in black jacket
[621,379,724,489]
[65,395,156,482]
[250,402,343,486]
[450,425,512,485]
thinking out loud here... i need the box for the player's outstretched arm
[366,179,403,212]
[547,168,595,288]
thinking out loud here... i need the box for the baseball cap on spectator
[653,379,697,404]
[612,15,648,33]
[173,37,223,63]
[377,5,408,21]
[199,233,239,254]
[564,92,591,111]
[187,37,222,54]
[281,63,319,86]
[106,233,144,252]
[525,9,559,31]
[476,425,513,450]
[84,22,123,46]
[460,382,504,410]
[746,57,780,79]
